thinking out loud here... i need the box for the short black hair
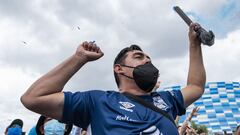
[113,44,142,87]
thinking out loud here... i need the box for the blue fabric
[44,119,65,135]
[28,126,37,135]
[61,90,185,135]
[7,126,22,135]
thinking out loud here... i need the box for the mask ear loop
[120,64,135,68]
[120,73,134,79]
[119,64,135,79]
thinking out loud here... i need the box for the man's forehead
[127,50,149,57]
[127,50,148,56]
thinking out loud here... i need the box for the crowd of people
[4,117,87,135]
[5,113,240,135]
[3,22,239,135]
[176,107,200,135]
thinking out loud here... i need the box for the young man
[21,23,206,134]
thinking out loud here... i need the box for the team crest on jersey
[119,101,135,112]
[152,96,169,111]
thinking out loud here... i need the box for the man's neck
[119,87,149,96]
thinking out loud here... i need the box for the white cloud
[0,65,40,133]
[204,28,240,82]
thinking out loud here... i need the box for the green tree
[191,121,208,134]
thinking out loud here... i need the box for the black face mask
[121,62,159,92]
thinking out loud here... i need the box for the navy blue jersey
[61,90,185,135]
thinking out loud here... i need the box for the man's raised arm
[181,23,206,107]
[21,41,104,120]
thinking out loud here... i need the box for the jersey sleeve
[60,90,104,128]
[167,90,186,117]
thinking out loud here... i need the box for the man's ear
[114,64,124,74]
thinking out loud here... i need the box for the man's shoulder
[65,89,116,94]
[70,90,120,98]
[86,90,118,95]
[154,90,184,103]
[155,89,182,97]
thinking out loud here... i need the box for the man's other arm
[181,23,206,107]
[20,41,104,120]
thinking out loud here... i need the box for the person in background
[178,107,199,135]
[28,126,37,135]
[235,125,240,135]
[5,119,25,135]
[80,130,87,135]
[71,125,91,135]
[186,126,198,135]
[35,115,73,135]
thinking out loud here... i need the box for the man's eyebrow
[133,52,151,59]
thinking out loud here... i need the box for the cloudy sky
[0,0,239,133]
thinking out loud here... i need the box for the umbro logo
[119,101,135,112]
